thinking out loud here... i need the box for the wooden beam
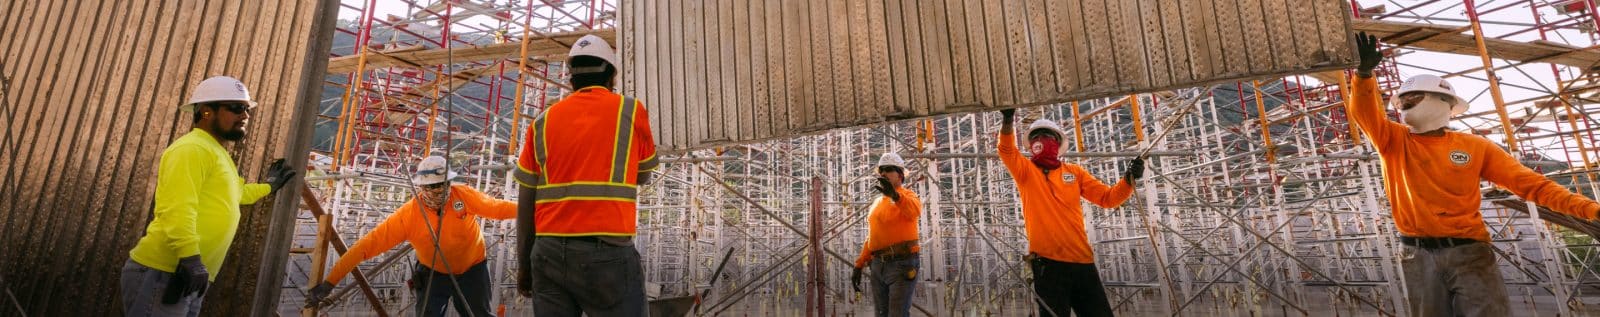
[299,186,389,317]
[1353,19,1600,69]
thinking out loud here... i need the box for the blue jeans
[119,259,203,317]
[869,257,919,317]
[529,237,646,317]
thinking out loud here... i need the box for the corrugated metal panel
[619,0,1359,152]
[0,0,336,315]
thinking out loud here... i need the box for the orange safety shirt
[854,187,922,268]
[1347,75,1599,241]
[515,86,658,237]
[999,131,1134,264]
[324,185,515,283]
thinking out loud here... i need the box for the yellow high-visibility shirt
[129,129,271,281]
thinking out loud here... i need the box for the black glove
[873,177,900,202]
[1000,108,1016,121]
[305,281,334,308]
[1123,157,1145,182]
[850,268,863,293]
[1355,32,1382,76]
[265,159,298,192]
[163,255,209,304]
[517,260,534,298]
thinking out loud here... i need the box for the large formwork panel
[0,0,336,315]
[619,0,1357,152]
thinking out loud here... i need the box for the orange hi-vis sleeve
[855,187,922,268]
[324,185,512,284]
[514,87,658,237]
[1347,74,1599,242]
[998,131,1134,264]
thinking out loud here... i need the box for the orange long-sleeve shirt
[999,131,1134,264]
[325,185,517,284]
[1347,74,1599,241]
[854,187,922,268]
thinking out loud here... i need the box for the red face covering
[1030,136,1062,170]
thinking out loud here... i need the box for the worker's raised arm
[891,188,922,221]
[1347,32,1407,150]
[1074,165,1135,209]
[996,109,1033,181]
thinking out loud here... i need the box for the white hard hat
[1391,74,1468,116]
[181,76,257,112]
[1026,119,1068,140]
[412,156,459,186]
[568,34,619,73]
[876,153,906,170]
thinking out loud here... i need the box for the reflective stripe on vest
[528,96,641,202]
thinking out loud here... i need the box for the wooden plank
[827,0,852,125]
[1108,0,1150,90]
[1158,0,1193,83]
[98,1,169,295]
[733,0,753,140]
[963,0,994,106]
[702,0,724,144]
[983,0,1013,105]
[1261,0,1298,70]
[0,0,49,245]
[901,0,929,116]
[1054,0,1087,93]
[21,1,96,307]
[1214,0,1248,76]
[882,0,908,117]
[1001,0,1034,104]
[921,0,953,114]
[1081,0,1115,91]
[643,0,660,144]
[849,0,873,117]
[764,0,786,138]
[1286,0,1320,68]
[781,0,803,134]
[1024,0,1055,100]
[1137,0,1171,89]
[943,0,975,105]
[1180,0,1217,81]
[670,0,687,150]
[1317,0,1353,64]
[749,0,770,140]
[1237,0,1271,73]
[8,2,79,290]
[867,0,891,117]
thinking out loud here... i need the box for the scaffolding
[284,0,1600,316]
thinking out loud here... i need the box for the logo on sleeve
[1449,150,1470,166]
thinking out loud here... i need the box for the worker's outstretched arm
[517,185,536,297]
[996,109,1033,181]
[458,185,517,220]
[324,205,411,284]
[1347,32,1407,151]
[1482,147,1600,220]
[1076,165,1135,208]
[891,188,922,221]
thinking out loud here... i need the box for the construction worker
[121,76,297,317]
[513,34,658,316]
[304,156,514,317]
[849,153,924,317]
[1349,33,1600,316]
[996,109,1143,317]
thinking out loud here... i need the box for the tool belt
[870,240,919,262]
[1400,236,1480,250]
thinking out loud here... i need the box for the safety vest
[515,86,658,236]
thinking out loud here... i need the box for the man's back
[519,86,658,237]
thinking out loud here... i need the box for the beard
[212,120,248,141]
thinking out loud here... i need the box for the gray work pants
[1402,242,1509,317]
[529,237,646,317]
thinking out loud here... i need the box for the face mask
[1030,136,1062,170]
[1400,94,1451,134]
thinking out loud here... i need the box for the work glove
[305,281,334,308]
[163,255,209,305]
[873,177,900,202]
[517,260,534,298]
[850,268,863,293]
[265,159,298,192]
[1000,108,1016,122]
[1122,157,1145,182]
[1355,32,1382,77]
